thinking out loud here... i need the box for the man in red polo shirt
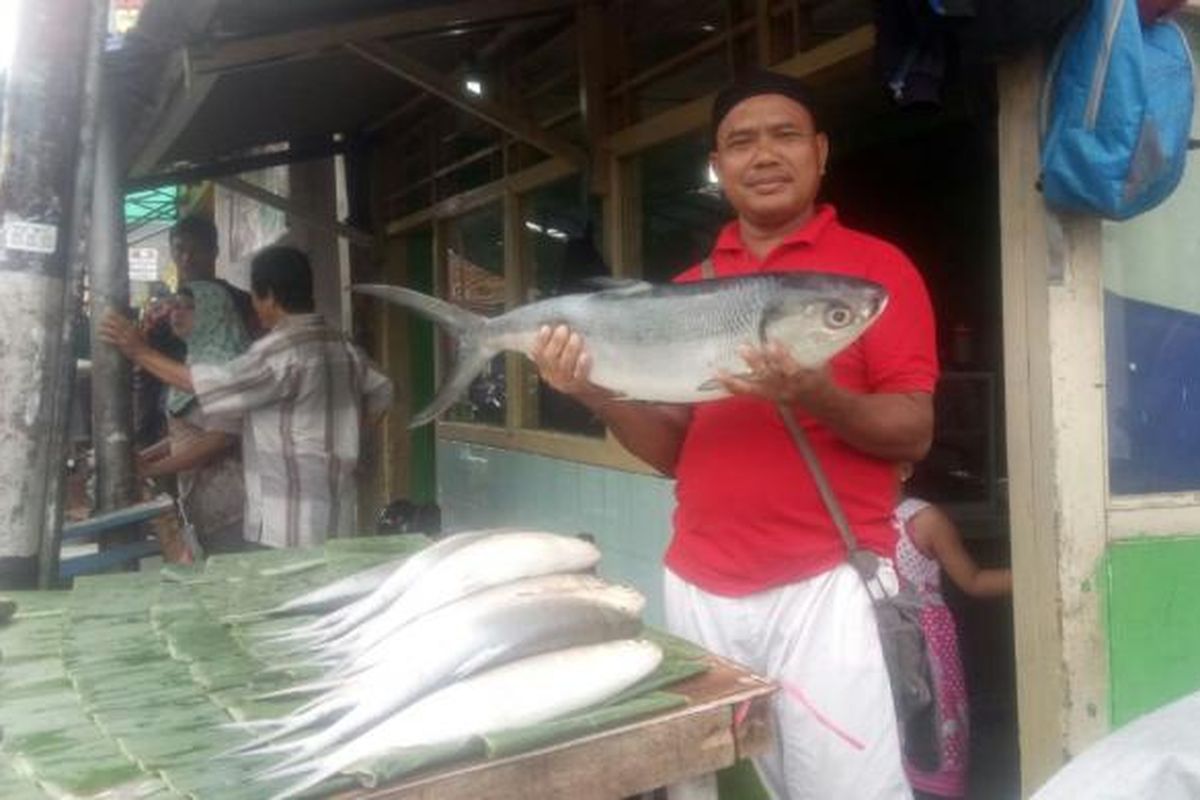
[532,69,936,799]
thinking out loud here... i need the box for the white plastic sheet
[1032,689,1200,800]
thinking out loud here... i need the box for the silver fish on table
[260,531,601,658]
[261,639,664,800]
[224,559,401,624]
[254,528,506,647]
[235,585,645,770]
[354,273,887,427]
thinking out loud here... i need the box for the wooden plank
[502,190,536,430]
[59,540,161,579]
[1050,213,1109,758]
[216,176,375,248]
[606,25,875,156]
[577,0,609,193]
[436,422,661,475]
[362,706,740,799]
[1109,503,1200,540]
[997,52,1069,795]
[60,495,175,541]
[346,41,586,168]
[387,157,576,236]
[757,0,773,66]
[129,68,217,177]
[355,654,775,800]
[191,0,576,75]
[607,18,756,98]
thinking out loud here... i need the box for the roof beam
[128,65,217,178]
[191,0,576,76]
[122,0,224,175]
[126,135,349,191]
[216,176,374,248]
[346,40,586,168]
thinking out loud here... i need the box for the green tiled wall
[436,440,675,625]
[1106,536,1200,726]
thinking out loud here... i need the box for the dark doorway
[824,81,1019,800]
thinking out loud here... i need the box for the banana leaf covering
[0,535,707,798]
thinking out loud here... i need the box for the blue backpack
[1040,0,1196,220]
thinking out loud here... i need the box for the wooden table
[353,652,776,800]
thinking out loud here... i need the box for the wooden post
[578,0,609,194]
[503,189,535,430]
[998,52,1110,795]
[756,0,772,66]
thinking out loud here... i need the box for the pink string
[733,700,752,730]
[779,680,865,751]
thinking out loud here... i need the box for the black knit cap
[710,68,821,146]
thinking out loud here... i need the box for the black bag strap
[701,256,878,580]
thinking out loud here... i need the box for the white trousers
[664,565,912,800]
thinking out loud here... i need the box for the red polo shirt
[664,205,939,596]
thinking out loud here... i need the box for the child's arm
[914,505,1013,598]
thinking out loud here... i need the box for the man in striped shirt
[100,246,393,548]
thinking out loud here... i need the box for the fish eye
[824,303,853,328]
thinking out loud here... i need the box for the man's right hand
[98,309,148,359]
[531,324,690,476]
[529,324,609,402]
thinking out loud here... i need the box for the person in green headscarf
[139,281,251,557]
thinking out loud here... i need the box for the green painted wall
[1106,536,1200,726]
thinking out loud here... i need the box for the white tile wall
[437,440,675,625]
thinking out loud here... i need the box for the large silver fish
[260,531,601,656]
[227,574,637,756]
[239,588,645,770]
[262,639,663,800]
[354,273,888,427]
[253,529,498,645]
[224,559,401,624]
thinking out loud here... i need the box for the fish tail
[252,677,342,702]
[221,608,273,624]
[263,766,330,800]
[352,283,494,428]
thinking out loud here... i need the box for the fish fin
[589,279,653,297]
[575,277,649,293]
[695,373,749,391]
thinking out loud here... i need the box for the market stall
[0,534,773,799]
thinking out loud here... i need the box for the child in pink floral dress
[894,467,1012,799]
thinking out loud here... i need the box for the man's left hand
[718,340,837,408]
[97,309,147,358]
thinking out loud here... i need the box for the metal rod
[0,0,95,589]
[88,81,137,518]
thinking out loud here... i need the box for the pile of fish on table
[224,529,661,799]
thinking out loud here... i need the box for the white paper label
[4,220,59,255]
[128,247,159,281]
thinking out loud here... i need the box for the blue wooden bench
[58,494,176,580]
